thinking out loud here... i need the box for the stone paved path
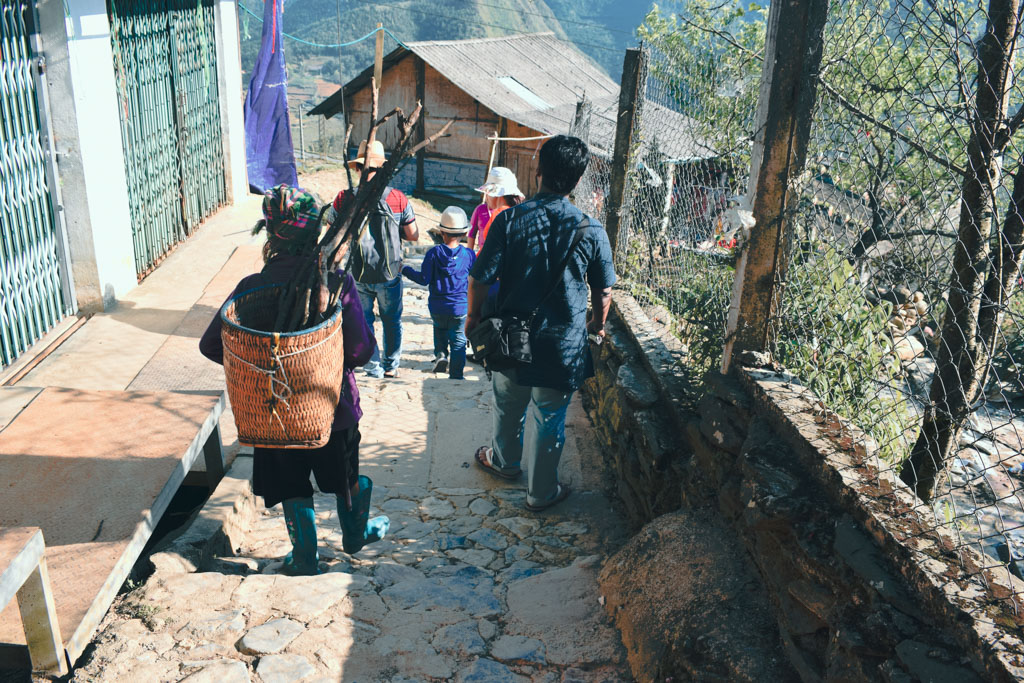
[70,272,633,682]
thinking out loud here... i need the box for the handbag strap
[526,216,590,322]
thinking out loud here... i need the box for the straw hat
[475,166,524,198]
[348,139,387,169]
[438,206,469,234]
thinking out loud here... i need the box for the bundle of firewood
[272,78,452,333]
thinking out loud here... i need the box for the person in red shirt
[329,139,419,378]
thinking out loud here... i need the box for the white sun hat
[438,206,469,234]
[475,166,525,198]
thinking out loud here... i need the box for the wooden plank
[0,528,43,609]
[0,388,224,662]
[63,391,225,661]
[17,558,65,674]
[202,424,226,490]
[0,386,43,432]
[422,152,489,166]
[0,528,65,674]
[720,0,829,372]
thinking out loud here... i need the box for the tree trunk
[900,0,1020,500]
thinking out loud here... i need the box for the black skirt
[252,426,360,508]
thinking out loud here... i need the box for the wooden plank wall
[345,55,546,196]
[501,119,543,197]
[346,55,419,151]
[422,63,497,166]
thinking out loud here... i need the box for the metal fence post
[606,47,647,255]
[720,0,829,373]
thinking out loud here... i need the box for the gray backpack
[350,189,403,284]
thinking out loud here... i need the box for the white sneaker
[432,356,448,374]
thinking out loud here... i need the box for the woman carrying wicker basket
[200,185,390,575]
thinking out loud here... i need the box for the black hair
[538,135,590,195]
[499,194,523,208]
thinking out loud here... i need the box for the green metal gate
[108,0,226,277]
[0,0,74,367]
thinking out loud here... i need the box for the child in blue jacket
[402,206,476,379]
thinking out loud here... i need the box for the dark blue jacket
[402,244,476,316]
[470,194,616,391]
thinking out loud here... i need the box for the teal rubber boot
[281,496,320,575]
[338,475,390,555]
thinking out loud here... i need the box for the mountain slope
[237,0,656,92]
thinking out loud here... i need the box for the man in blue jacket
[466,136,616,512]
[402,207,476,379]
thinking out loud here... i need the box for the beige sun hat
[475,166,524,198]
[348,139,387,169]
[438,206,469,234]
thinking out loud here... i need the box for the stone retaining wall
[391,158,486,201]
[581,290,1024,682]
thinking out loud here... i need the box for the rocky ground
[68,269,633,683]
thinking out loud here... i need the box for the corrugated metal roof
[309,33,714,161]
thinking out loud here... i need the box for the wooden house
[309,33,712,201]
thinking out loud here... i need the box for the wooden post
[720,0,829,373]
[1,528,65,674]
[485,134,498,181]
[570,97,592,141]
[659,162,675,238]
[569,97,592,206]
[334,0,347,132]
[415,56,426,192]
[17,559,65,674]
[374,23,384,92]
[297,105,305,161]
[606,48,646,255]
[497,116,508,167]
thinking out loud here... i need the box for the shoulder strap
[528,216,590,320]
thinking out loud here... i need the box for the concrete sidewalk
[15,197,263,392]
[2,196,265,466]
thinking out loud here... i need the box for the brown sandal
[474,446,522,480]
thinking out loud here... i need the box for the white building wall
[215,0,248,203]
[36,0,136,311]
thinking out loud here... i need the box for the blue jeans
[431,313,467,379]
[357,277,403,376]
[489,370,573,506]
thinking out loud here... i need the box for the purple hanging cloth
[243,0,297,193]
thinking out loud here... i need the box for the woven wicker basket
[220,285,345,449]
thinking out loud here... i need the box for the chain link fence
[777,0,1024,603]
[612,0,1024,616]
[612,3,758,379]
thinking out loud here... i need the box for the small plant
[621,242,734,382]
[118,600,164,630]
[773,246,912,464]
